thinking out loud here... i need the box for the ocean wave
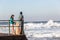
[24,20,60,38]
[24,20,60,30]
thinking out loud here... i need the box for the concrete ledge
[0,33,28,40]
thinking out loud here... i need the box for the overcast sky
[0,0,60,21]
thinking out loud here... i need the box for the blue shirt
[10,18,14,24]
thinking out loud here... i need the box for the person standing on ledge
[19,11,24,34]
[10,15,15,34]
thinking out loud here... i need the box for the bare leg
[12,24,15,35]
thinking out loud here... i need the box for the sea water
[0,20,60,40]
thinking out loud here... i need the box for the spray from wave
[24,20,60,29]
[24,20,60,38]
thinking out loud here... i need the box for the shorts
[10,24,12,26]
[10,24,14,27]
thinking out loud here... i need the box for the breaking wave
[24,20,60,38]
[24,20,60,29]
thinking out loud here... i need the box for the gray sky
[0,0,60,21]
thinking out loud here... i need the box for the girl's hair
[10,15,14,18]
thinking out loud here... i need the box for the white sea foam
[25,31,60,38]
[24,20,60,38]
[24,20,60,29]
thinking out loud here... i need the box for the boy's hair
[20,12,22,14]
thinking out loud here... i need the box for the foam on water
[24,20,60,29]
[24,20,60,38]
